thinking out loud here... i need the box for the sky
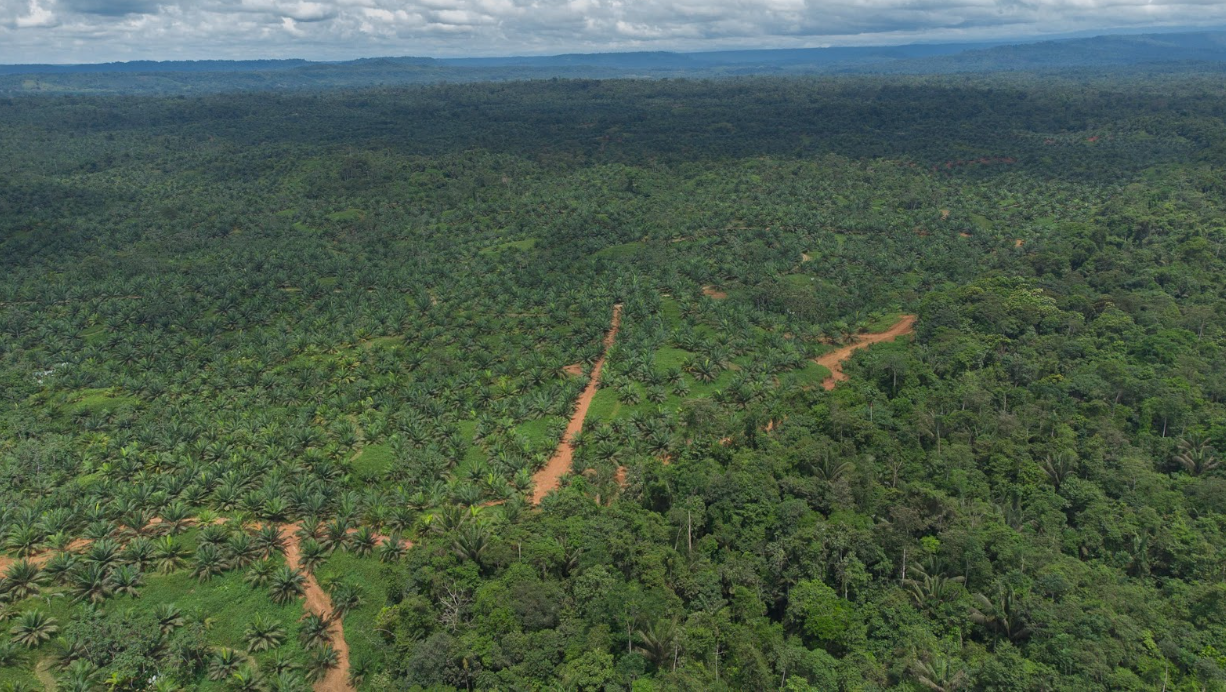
[4,0,1226,64]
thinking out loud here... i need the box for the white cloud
[2,0,1226,62]
[12,0,58,27]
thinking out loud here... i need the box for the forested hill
[2,73,1226,690]
[7,30,1226,95]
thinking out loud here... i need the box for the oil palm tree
[268,567,305,605]
[298,613,332,650]
[243,614,288,653]
[2,560,46,601]
[154,535,189,574]
[191,543,228,582]
[9,610,58,648]
[109,564,144,598]
[153,603,185,635]
[206,648,243,681]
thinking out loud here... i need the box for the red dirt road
[815,315,917,391]
[532,304,623,504]
[280,525,354,692]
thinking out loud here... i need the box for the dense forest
[2,74,1226,691]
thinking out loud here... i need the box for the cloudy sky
[3,0,1226,64]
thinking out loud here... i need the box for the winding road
[815,315,917,390]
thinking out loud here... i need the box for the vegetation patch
[479,238,537,255]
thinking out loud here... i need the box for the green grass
[479,238,537,255]
[784,361,832,388]
[652,346,692,372]
[64,387,140,414]
[969,213,992,231]
[864,312,905,333]
[80,324,108,343]
[351,443,394,478]
[315,552,394,689]
[586,387,625,422]
[359,336,403,350]
[659,297,683,328]
[326,209,366,222]
[515,416,564,452]
[0,661,39,689]
[591,241,646,260]
[135,565,306,653]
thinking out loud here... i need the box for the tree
[244,614,287,653]
[10,610,57,648]
[268,567,306,605]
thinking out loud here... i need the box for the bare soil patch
[814,315,917,391]
[562,363,584,377]
[702,286,728,300]
[532,304,623,504]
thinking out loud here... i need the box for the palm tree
[244,559,276,588]
[305,646,338,682]
[268,566,305,605]
[452,523,490,565]
[4,525,43,558]
[109,564,144,598]
[299,613,332,650]
[192,543,228,582]
[2,560,46,600]
[377,535,407,563]
[122,538,155,571]
[84,538,122,570]
[243,614,288,652]
[969,587,1031,644]
[634,617,680,670]
[41,551,78,587]
[226,533,258,568]
[207,648,243,681]
[911,656,969,692]
[227,665,266,692]
[348,527,376,557]
[153,603,185,635]
[70,563,114,604]
[298,539,327,574]
[1040,452,1076,492]
[253,524,285,558]
[267,671,309,692]
[1175,435,1220,476]
[903,561,965,609]
[154,535,189,574]
[329,583,361,619]
[9,610,58,648]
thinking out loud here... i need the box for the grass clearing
[653,346,692,372]
[865,312,904,333]
[479,238,537,255]
[352,443,394,478]
[784,361,832,388]
[61,387,140,415]
[326,209,366,222]
[592,241,646,260]
[80,324,108,343]
[133,564,310,671]
[315,551,395,688]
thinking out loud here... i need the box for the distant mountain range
[5,30,1226,94]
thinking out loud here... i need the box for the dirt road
[532,304,623,504]
[815,315,917,390]
[280,525,354,692]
